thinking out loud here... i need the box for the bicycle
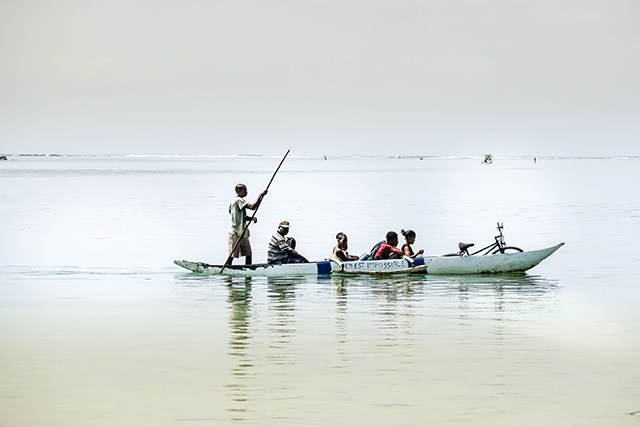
[446,223,524,257]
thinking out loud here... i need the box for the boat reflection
[179,270,562,422]
[328,272,559,315]
[426,272,561,306]
[266,276,301,356]
[266,276,300,305]
[223,275,312,419]
[266,276,303,323]
[318,276,350,370]
[224,276,253,420]
[328,275,422,302]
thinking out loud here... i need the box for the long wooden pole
[220,150,290,273]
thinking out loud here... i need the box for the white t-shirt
[229,197,249,237]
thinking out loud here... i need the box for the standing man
[267,221,309,264]
[229,183,267,265]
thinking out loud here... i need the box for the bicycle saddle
[458,242,475,251]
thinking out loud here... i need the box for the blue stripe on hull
[316,261,332,274]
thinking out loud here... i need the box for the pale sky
[1,0,639,156]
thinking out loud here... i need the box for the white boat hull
[173,260,332,277]
[174,243,563,276]
[422,243,564,274]
[329,257,427,274]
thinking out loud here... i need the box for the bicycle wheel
[492,246,524,254]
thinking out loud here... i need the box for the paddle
[220,150,290,273]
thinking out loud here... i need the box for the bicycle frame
[462,223,507,256]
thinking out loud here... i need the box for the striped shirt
[267,231,291,263]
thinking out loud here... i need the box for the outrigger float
[174,242,564,277]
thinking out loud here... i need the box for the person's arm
[275,236,307,261]
[287,247,309,263]
[284,242,309,262]
[245,190,268,210]
[334,249,349,262]
[404,246,425,258]
[391,246,405,257]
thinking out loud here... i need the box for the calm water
[1,155,639,426]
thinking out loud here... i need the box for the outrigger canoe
[174,242,564,277]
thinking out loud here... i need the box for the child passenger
[333,232,359,261]
[401,229,424,258]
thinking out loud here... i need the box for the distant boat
[482,153,493,164]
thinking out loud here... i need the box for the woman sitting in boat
[372,231,405,260]
[401,229,424,258]
[333,232,359,261]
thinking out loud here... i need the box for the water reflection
[427,273,561,312]
[329,276,424,366]
[321,276,349,370]
[329,275,422,302]
[196,271,560,423]
[224,276,253,419]
[328,272,560,319]
[222,276,315,420]
[266,277,300,362]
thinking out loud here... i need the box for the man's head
[235,183,247,197]
[386,231,399,247]
[278,220,290,235]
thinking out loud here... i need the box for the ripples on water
[171,272,562,425]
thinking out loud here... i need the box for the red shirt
[374,242,396,260]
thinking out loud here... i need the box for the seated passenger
[333,232,359,261]
[373,231,405,260]
[267,221,309,264]
[401,229,425,258]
